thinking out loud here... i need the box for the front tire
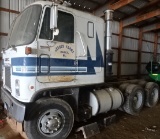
[24,98,74,139]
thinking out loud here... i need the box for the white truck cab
[2,1,105,103]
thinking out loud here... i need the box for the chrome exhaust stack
[104,10,114,79]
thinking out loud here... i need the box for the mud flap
[76,122,100,138]
[99,114,116,127]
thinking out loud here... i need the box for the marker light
[29,85,35,91]
[25,47,32,55]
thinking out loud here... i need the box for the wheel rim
[38,109,65,137]
[151,88,159,104]
[133,90,143,109]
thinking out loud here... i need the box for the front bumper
[1,87,26,122]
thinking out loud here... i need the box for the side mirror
[53,28,59,36]
[50,4,59,36]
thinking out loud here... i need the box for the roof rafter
[123,0,160,20]
[138,18,160,28]
[109,0,135,10]
[93,0,135,17]
[123,9,160,27]
[143,22,160,33]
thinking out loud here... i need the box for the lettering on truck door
[37,7,76,83]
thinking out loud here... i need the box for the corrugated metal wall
[0,0,38,32]
[0,1,160,79]
[121,27,139,76]
[111,22,160,78]
[0,0,39,51]
[112,21,119,75]
[141,33,155,75]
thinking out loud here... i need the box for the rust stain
[37,76,74,83]
[48,76,74,82]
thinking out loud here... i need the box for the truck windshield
[9,5,42,46]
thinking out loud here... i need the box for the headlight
[15,79,20,96]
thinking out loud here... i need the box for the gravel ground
[69,102,160,139]
[1,102,160,139]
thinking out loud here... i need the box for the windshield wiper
[9,44,17,52]
[2,48,6,54]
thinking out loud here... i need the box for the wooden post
[117,21,123,78]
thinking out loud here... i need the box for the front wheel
[24,98,74,139]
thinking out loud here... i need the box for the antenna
[46,0,63,4]
[45,0,71,5]
[62,1,72,7]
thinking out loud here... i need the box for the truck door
[37,7,76,83]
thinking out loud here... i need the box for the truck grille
[5,66,11,90]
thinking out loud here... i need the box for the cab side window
[54,11,74,43]
[88,21,94,38]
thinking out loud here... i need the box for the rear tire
[122,84,144,115]
[24,98,74,139]
[145,82,159,107]
[119,83,130,93]
[138,80,147,88]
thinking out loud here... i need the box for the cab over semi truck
[1,1,160,139]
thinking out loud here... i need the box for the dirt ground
[1,102,160,139]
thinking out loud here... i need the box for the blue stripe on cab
[11,33,104,76]
[12,57,37,66]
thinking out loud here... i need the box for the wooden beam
[117,21,123,78]
[137,28,143,78]
[93,0,135,17]
[112,47,159,54]
[123,0,160,20]
[109,0,135,10]
[113,33,160,44]
[0,7,20,14]
[113,61,148,64]
[123,9,160,27]
[0,32,8,36]
[143,23,160,32]
[138,9,160,23]
[138,18,160,28]
[154,33,158,61]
